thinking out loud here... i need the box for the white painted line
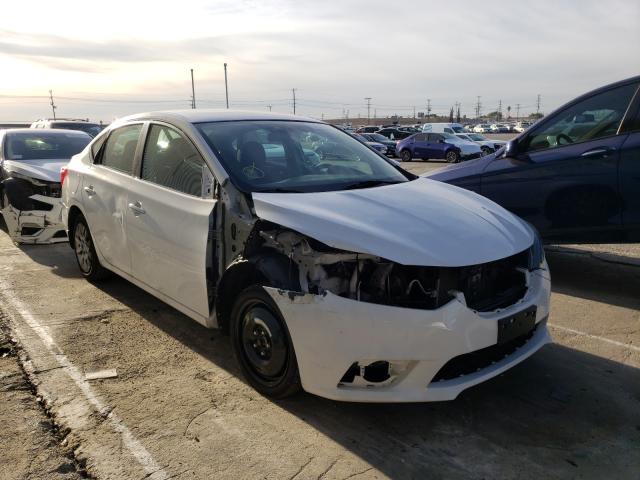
[549,323,640,353]
[0,287,168,480]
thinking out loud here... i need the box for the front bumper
[266,266,551,402]
[1,195,67,244]
[461,151,483,160]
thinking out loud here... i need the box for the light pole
[224,63,229,109]
[364,97,372,124]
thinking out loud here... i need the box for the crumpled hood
[252,177,533,266]
[3,159,67,183]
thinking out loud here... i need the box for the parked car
[31,118,103,137]
[456,133,507,155]
[353,134,387,155]
[62,110,550,401]
[359,132,397,156]
[428,76,640,243]
[355,126,380,133]
[421,123,466,134]
[490,124,510,133]
[0,129,91,243]
[396,132,482,162]
[514,121,532,133]
[376,127,413,141]
[473,124,492,133]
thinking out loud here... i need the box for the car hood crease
[252,177,533,266]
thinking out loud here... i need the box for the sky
[0,0,638,122]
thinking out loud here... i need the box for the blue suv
[428,76,640,243]
[396,133,463,163]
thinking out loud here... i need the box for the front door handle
[83,185,96,196]
[128,201,146,216]
[581,147,614,158]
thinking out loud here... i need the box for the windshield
[468,134,485,141]
[196,121,410,193]
[51,122,102,137]
[4,131,91,160]
[451,125,465,133]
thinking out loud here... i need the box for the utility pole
[498,99,502,120]
[48,90,57,119]
[224,63,229,109]
[364,97,372,124]
[267,104,272,112]
[413,106,416,120]
[536,94,541,115]
[190,69,196,109]
[426,99,432,120]
[516,103,521,121]
[475,96,482,119]
[292,88,297,115]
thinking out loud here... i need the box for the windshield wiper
[341,179,404,190]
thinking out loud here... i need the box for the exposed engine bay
[257,227,530,312]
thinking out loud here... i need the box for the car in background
[0,129,91,243]
[376,127,413,141]
[514,121,532,132]
[31,118,103,137]
[397,126,420,133]
[353,133,387,155]
[473,124,492,133]
[396,132,482,162]
[422,123,466,134]
[456,133,507,155]
[355,126,380,133]
[359,132,397,156]
[490,124,510,133]
[427,76,640,243]
[62,109,550,402]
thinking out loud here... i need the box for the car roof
[121,109,320,125]
[1,128,91,136]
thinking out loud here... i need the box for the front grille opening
[431,322,538,382]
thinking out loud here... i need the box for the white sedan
[62,110,551,402]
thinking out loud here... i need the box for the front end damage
[246,227,551,402]
[1,178,67,244]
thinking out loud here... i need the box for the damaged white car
[1,129,91,243]
[62,111,551,402]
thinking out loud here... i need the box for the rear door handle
[83,185,96,196]
[128,201,146,216]
[581,147,614,158]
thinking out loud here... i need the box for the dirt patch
[0,319,87,480]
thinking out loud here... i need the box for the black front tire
[230,285,301,399]
[72,215,110,281]
[400,150,412,162]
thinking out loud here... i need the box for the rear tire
[446,150,460,163]
[400,150,412,162]
[230,285,301,399]
[72,215,110,281]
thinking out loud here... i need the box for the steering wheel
[556,133,573,146]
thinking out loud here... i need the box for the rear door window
[100,124,142,174]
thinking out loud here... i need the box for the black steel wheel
[446,150,460,163]
[72,215,110,281]
[230,285,301,398]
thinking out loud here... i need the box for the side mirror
[504,139,519,157]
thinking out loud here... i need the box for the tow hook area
[338,360,413,389]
